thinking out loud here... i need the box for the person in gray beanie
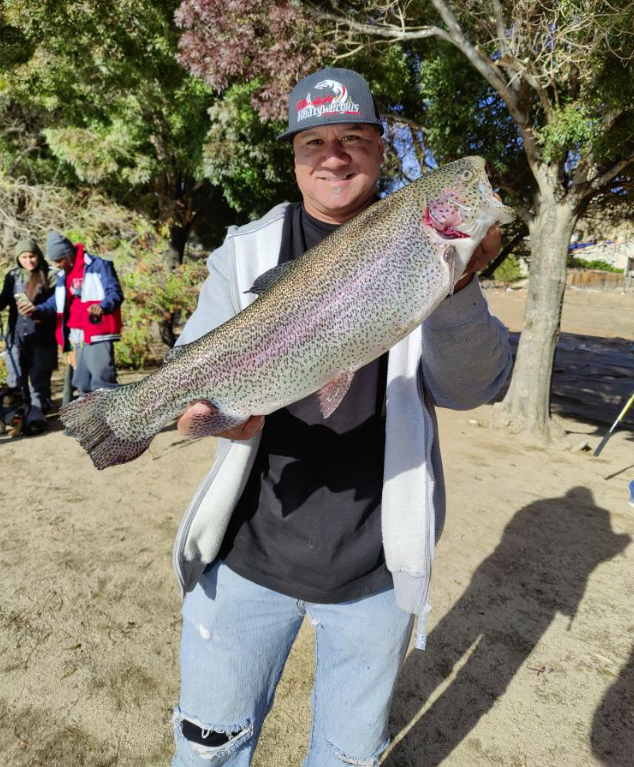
[23,231,124,399]
[169,67,511,765]
[0,238,58,433]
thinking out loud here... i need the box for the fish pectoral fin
[318,371,355,419]
[444,246,457,296]
[245,262,294,296]
[187,401,248,439]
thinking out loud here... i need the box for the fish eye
[460,169,474,182]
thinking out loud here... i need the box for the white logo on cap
[315,79,348,103]
[295,79,360,123]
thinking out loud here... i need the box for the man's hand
[453,224,502,293]
[177,401,265,440]
[89,304,104,320]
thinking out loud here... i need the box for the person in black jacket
[0,238,58,430]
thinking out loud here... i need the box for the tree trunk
[158,310,177,349]
[154,174,196,347]
[492,198,577,442]
[164,221,191,269]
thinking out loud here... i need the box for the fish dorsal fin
[164,342,192,363]
[318,371,355,418]
[246,262,294,296]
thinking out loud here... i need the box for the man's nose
[320,141,351,166]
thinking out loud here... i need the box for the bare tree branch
[585,155,634,197]
[381,113,429,136]
[313,9,451,44]
[491,0,508,57]
[313,0,545,171]
[428,0,546,173]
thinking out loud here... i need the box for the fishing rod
[594,341,634,458]
[594,391,634,457]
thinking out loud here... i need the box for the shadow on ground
[591,642,634,766]
[386,487,630,766]
[493,331,634,446]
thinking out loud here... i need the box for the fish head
[418,156,515,283]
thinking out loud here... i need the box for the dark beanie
[14,238,42,258]
[47,231,74,261]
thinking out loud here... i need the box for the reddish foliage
[175,0,333,121]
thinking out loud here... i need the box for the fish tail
[60,389,152,470]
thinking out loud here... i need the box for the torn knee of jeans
[330,738,389,766]
[174,709,253,759]
[333,753,377,767]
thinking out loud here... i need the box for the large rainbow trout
[61,156,514,469]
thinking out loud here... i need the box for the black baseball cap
[277,67,384,142]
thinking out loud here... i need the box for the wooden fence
[566,269,634,291]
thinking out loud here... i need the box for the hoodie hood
[13,238,45,269]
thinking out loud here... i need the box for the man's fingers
[238,415,265,439]
[467,225,502,272]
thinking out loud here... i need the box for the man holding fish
[58,67,512,763]
[162,68,513,765]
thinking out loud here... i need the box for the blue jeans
[5,336,56,412]
[173,561,414,766]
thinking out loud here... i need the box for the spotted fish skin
[60,156,514,469]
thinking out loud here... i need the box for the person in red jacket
[29,232,124,397]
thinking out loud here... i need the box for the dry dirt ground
[1,286,633,767]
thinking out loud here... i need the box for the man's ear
[375,127,385,165]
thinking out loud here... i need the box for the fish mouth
[423,208,470,240]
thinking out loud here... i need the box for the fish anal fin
[318,371,355,419]
[245,262,294,296]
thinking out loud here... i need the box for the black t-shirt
[221,203,392,602]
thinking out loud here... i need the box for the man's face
[293,123,384,225]
[52,255,73,274]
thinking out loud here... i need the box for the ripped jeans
[173,561,414,766]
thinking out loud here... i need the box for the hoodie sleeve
[33,291,58,318]
[420,277,512,410]
[174,231,239,347]
[98,260,124,313]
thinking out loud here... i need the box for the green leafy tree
[175,0,337,215]
[201,82,299,216]
[0,0,233,272]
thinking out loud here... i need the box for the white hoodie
[172,204,511,648]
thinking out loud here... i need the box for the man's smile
[317,173,356,182]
